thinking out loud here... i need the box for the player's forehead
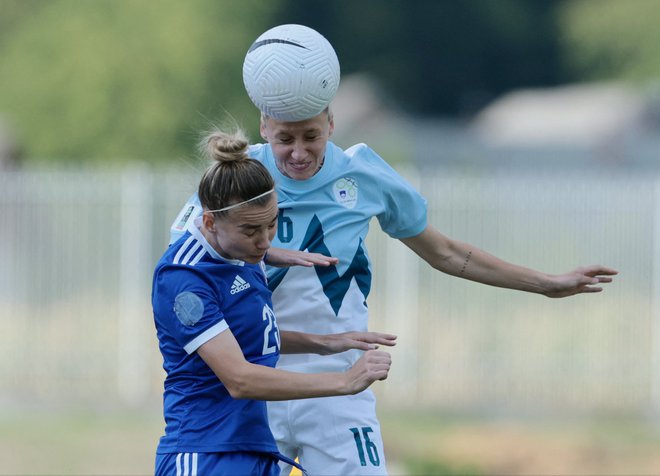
[225,194,278,227]
[265,111,329,134]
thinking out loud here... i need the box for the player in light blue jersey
[154,128,395,476]
[170,110,618,476]
[170,25,618,476]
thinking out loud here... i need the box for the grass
[380,410,660,475]
[0,405,161,475]
[3,405,660,475]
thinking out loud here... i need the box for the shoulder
[341,142,385,164]
[248,143,268,160]
[335,142,395,174]
[156,237,220,283]
[153,251,231,313]
[343,142,371,156]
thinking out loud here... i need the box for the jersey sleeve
[350,144,428,239]
[153,265,229,354]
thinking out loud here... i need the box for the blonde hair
[197,128,274,217]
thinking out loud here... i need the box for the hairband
[205,188,275,214]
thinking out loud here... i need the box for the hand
[344,350,392,394]
[544,265,618,298]
[319,332,397,355]
[265,247,339,268]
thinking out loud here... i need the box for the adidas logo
[230,275,251,295]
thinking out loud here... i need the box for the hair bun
[203,130,249,163]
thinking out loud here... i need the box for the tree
[272,0,566,117]
[0,0,278,164]
[559,0,660,83]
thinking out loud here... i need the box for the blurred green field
[3,405,660,475]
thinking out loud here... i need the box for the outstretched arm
[265,247,339,268]
[197,328,391,401]
[401,224,617,298]
[280,331,397,355]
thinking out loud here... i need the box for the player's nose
[254,230,271,249]
[290,141,307,160]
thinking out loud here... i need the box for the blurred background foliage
[0,0,659,164]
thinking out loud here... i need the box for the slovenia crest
[333,177,358,209]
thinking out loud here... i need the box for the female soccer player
[153,128,394,476]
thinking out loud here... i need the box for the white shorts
[267,389,388,476]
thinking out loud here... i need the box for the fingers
[581,269,616,288]
[582,265,619,277]
[345,338,396,351]
[596,267,619,276]
[363,337,397,348]
[277,250,339,268]
[303,253,339,267]
[350,332,398,347]
[363,350,392,380]
[371,332,398,342]
[364,349,392,360]
[580,286,603,293]
[570,265,618,296]
[352,340,375,351]
[348,350,393,392]
[295,258,336,267]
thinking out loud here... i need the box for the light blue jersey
[170,141,427,373]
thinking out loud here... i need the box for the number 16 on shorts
[350,426,380,467]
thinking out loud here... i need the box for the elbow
[224,375,253,400]
[427,252,453,274]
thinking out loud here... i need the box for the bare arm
[197,328,391,401]
[401,224,617,298]
[280,331,397,355]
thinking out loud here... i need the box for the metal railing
[1,163,657,418]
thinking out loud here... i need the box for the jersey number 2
[262,304,280,355]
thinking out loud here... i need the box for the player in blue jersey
[154,128,396,476]
[169,26,618,476]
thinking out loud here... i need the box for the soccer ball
[243,24,340,122]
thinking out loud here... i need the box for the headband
[205,188,275,214]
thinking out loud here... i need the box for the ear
[259,119,268,141]
[202,212,216,233]
[328,115,335,137]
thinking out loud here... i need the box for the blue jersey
[170,141,427,373]
[153,218,281,454]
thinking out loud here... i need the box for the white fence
[1,164,658,418]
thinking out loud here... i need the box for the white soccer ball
[242,24,340,122]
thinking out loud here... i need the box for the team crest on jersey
[333,177,358,209]
[174,291,204,326]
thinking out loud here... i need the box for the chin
[288,170,314,180]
